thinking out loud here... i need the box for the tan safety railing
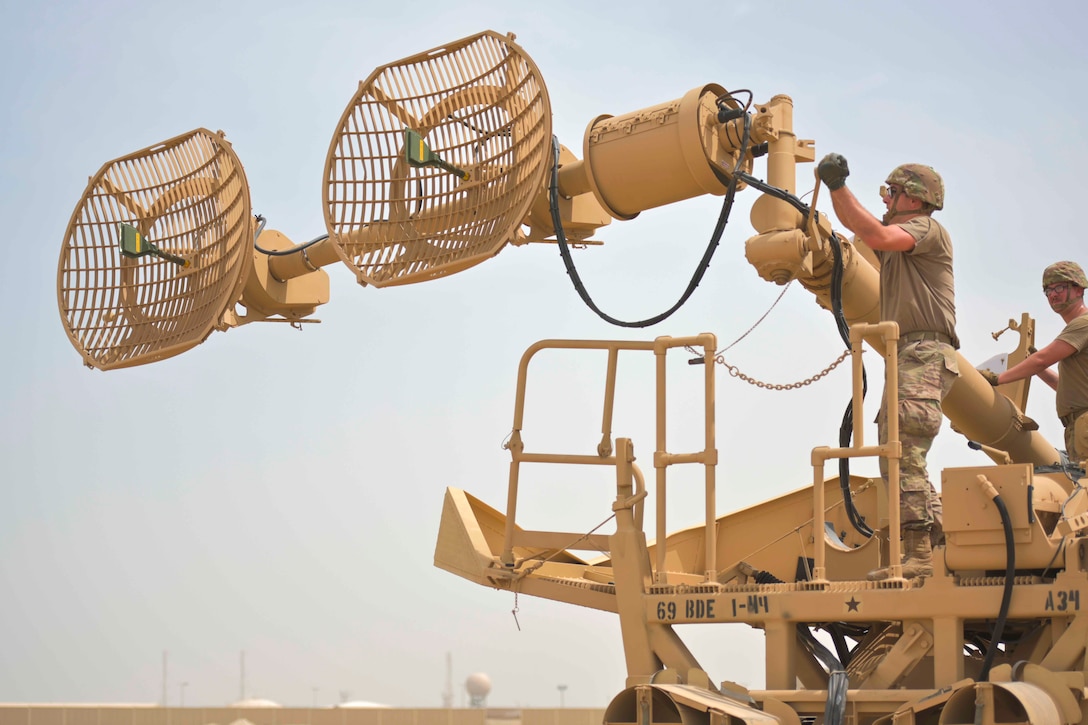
[809,321,903,582]
[500,335,720,583]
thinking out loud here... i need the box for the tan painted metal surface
[433,324,1088,723]
[58,26,1088,725]
[323,31,552,287]
[58,129,253,369]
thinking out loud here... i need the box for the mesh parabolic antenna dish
[58,129,253,370]
[324,30,552,287]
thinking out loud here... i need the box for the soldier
[817,156,959,580]
[981,261,1088,466]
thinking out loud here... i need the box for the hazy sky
[3,0,1088,710]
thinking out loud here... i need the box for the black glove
[817,153,850,191]
[979,369,1000,386]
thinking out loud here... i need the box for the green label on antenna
[119,222,146,258]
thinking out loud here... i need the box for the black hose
[796,625,848,725]
[734,172,810,215]
[734,172,872,537]
[557,126,874,532]
[550,113,751,328]
[826,231,850,344]
[978,491,1015,681]
[254,233,330,256]
[837,400,872,537]
[734,177,875,539]
[753,567,850,723]
[825,670,849,725]
[251,214,330,256]
[828,622,853,668]
[826,231,872,538]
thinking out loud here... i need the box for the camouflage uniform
[876,340,958,528]
[873,170,959,532]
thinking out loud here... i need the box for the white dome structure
[465,673,491,708]
[230,699,283,708]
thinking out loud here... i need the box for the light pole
[179,682,188,707]
[557,684,567,708]
[312,687,319,708]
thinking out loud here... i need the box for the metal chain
[682,275,850,389]
[691,348,852,390]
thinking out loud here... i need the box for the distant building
[230,699,283,708]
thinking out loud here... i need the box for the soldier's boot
[930,494,945,548]
[899,528,934,579]
[866,527,933,581]
[930,515,945,549]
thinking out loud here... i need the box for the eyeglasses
[880,185,903,200]
[1044,282,1072,296]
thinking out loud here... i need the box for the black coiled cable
[753,567,850,724]
[553,122,872,535]
[827,232,873,538]
[251,214,330,256]
[550,112,752,327]
[797,625,849,725]
[733,172,872,538]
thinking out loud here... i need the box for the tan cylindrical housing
[576,85,733,220]
[239,229,330,321]
[556,158,592,198]
[943,365,1059,464]
[266,234,342,282]
[746,227,883,334]
[750,95,806,233]
[763,95,798,194]
[746,229,810,286]
[797,236,883,329]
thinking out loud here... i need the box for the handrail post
[599,348,619,457]
[611,437,658,677]
[654,341,668,584]
[811,448,829,581]
[501,433,523,567]
[613,438,647,519]
[883,322,903,579]
[701,333,718,582]
[851,321,904,578]
[850,326,867,447]
[807,322,906,582]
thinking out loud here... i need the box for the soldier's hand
[979,369,1000,386]
[817,153,850,191]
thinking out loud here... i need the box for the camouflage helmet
[1043,261,1088,289]
[885,164,944,210]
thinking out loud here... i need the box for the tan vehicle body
[58,30,1088,725]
